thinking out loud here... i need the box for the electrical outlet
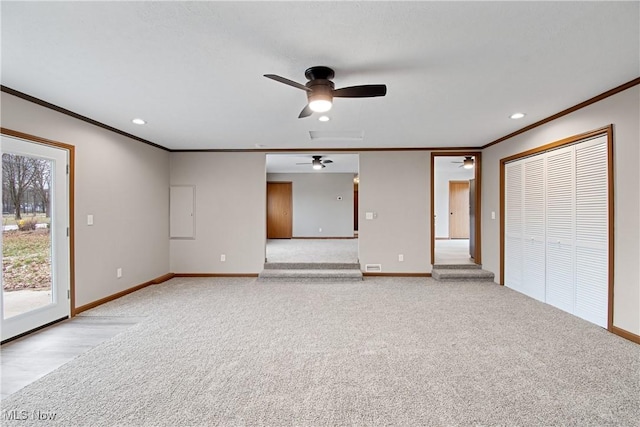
[319,227,322,233]
[116,268,122,278]
[220,254,226,262]
[491,211,496,220]
[398,254,404,262]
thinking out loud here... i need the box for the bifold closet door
[504,134,609,328]
[574,137,608,327]
[522,156,546,302]
[504,161,523,295]
[545,145,575,313]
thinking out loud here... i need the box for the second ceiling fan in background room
[451,156,475,169]
[264,66,387,118]
[296,155,333,170]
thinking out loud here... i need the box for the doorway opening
[265,153,359,264]
[431,152,481,266]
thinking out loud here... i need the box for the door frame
[430,151,482,266]
[499,125,614,331]
[1,128,75,335]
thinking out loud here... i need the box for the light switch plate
[365,212,374,220]
[87,214,94,226]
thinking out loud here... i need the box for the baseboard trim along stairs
[258,262,363,282]
[431,264,495,282]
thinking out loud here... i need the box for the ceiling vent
[309,130,364,141]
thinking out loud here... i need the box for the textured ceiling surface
[1,1,638,151]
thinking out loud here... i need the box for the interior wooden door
[449,180,470,239]
[267,182,292,238]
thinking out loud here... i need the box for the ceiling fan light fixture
[312,163,323,170]
[463,157,474,169]
[309,98,332,113]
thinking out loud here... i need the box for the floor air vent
[365,264,382,273]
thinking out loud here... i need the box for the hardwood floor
[1,316,143,399]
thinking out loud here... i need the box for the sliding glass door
[1,135,70,341]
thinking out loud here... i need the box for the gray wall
[267,173,354,238]
[359,152,430,273]
[1,92,170,307]
[170,152,266,273]
[481,86,640,336]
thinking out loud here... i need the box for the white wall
[481,86,640,336]
[434,162,475,238]
[359,152,430,273]
[1,92,170,307]
[170,152,266,273]
[267,173,354,238]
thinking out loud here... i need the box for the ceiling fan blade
[295,162,312,165]
[298,104,313,118]
[264,74,311,92]
[322,160,333,164]
[333,84,387,98]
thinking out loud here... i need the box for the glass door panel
[1,136,69,341]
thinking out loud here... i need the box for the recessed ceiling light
[509,112,526,119]
[132,118,146,125]
[318,116,330,122]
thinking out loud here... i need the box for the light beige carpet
[2,276,638,426]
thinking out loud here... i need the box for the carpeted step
[431,268,495,282]
[258,268,363,282]
[432,263,481,270]
[264,262,361,270]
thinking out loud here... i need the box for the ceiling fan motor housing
[304,66,335,81]
[306,80,335,104]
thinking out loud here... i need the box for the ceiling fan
[296,155,333,170]
[264,66,387,118]
[451,156,475,169]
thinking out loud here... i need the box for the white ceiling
[1,2,638,152]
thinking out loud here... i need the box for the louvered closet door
[522,156,546,302]
[545,145,575,313]
[504,161,524,293]
[503,134,609,329]
[574,136,608,327]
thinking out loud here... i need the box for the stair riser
[432,264,481,270]
[258,277,363,283]
[264,263,361,270]
[432,267,494,282]
[432,277,495,282]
